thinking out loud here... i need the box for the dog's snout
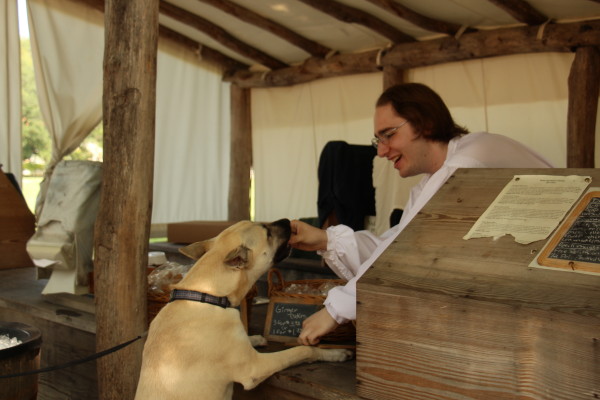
[269,219,291,264]
[270,219,291,239]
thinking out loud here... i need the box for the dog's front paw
[249,335,268,347]
[319,348,354,362]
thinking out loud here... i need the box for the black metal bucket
[0,322,42,400]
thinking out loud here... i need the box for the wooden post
[382,65,406,90]
[94,0,159,398]
[567,46,599,168]
[228,84,252,221]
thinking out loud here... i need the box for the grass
[22,176,42,213]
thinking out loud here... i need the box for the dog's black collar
[169,289,231,309]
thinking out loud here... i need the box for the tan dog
[135,219,352,400]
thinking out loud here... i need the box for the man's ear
[179,240,214,260]
[224,245,250,269]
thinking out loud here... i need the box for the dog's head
[175,219,291,305]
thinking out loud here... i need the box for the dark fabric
[389,208,403,228]
[317,141,376,231]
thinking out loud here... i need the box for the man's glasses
[371,120,408,148]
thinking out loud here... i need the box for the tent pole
[94,0,159,398]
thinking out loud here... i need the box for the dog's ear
[179,240,213,260]
[224,245,250,269]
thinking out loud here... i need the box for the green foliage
[21,38,51,174]
[20,38,103,174]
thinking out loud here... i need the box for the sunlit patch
[271,3,289,13]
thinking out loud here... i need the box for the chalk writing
[548,197,600,264]
[266,301,320,339]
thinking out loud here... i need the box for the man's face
[373,103,437,178]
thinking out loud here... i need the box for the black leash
[0,333,145,379]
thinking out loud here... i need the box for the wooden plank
[357,168,600,399]
[228,84,252,221]
[567,46,600,168]
[94,0,159,398]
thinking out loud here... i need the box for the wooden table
[0,267,97,400]
[0,267,358,400]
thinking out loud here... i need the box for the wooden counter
[357,168,600,400]
[0,267,97,400]
[0,267,357,400]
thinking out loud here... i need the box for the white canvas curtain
[28,0,104,217]
[27,0,230,224]
[252,73,383,223]
[252,52,600,234]
[153,43,231,223]
[0,0,22,178]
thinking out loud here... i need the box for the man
[289,83,554,345]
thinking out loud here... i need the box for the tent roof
[143,0,600,71]
[77,0,600,87]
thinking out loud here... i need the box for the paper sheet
[463,175,592,244]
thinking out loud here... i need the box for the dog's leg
[237,346,353,390]
[249,335,267,347]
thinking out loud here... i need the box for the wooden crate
[357,168,600,400]
[0,169,35,269]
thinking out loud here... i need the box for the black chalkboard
[538,191,600,273]
[263,297,322,342]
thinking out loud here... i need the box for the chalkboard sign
[537,191,600,274]
[263,297,323,342]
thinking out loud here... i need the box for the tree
[21,38,50,174]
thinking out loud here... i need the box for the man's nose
[376,142,388,157]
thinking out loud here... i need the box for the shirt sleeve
[317,224,383,280]
[324,279,357,324]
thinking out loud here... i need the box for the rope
[0,334,145,379]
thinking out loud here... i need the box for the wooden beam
[297,0,415,44]
[158,25,249,72]
[224,49,381,88]
[196,0,332,58]
[486,0,548,25]
[226,20,600,88]
[567,46,599,168]
[228,84,252,221]
[382,66,406,90]
[364,0,470,36]
[160,0,288,70]
[72,0,248,74]
[383,20,600,68]
[94,0,158,398]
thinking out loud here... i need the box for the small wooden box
[357,168,600,400]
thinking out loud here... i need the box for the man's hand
[297,308,339,346]
[289,220,328,252]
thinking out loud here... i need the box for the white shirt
[319,132,554,324]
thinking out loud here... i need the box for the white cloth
[319,132,554,324]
